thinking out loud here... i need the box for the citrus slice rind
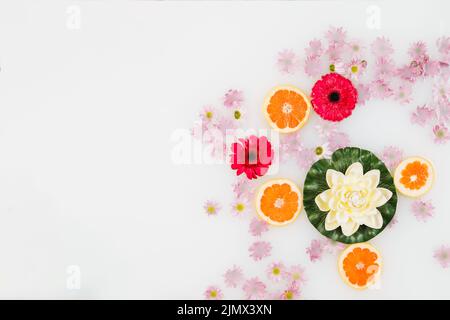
[263,85,311,133]
[394,156,435,198]
[338,243,382,290]
[255,178,303,226]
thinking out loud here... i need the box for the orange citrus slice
[255,178,302,226]
[394,156,435,198]
[263,86,311,133]
[338,243,382,290]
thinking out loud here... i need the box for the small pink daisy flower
[371,36,394,57]
[306,239,326,262]
[204,285,223,300]
[231,197,249,216]
[380,146,404,171]
[242,277,266,300]
[411,199,435,222]
[266,262,285,282]
[433,123,450,144]
[249,218,269,237]
[374,57,396,80]
[280,282,300,300]
[200,105,216,123]
[296,146,316,170]
[327,131,350,152]
[223,265,244,288]
[305,39,323,58]
[326,26,346,45]
[411,105,436,126]
[249,241,272,261]
[393,81,413,105]
[356,82,371,105]
[370,79,393,99]
[224,89,244,109]
[346,39,364,57]
[408,41,428,61]
[204,200,221,216]
[277,49,300,74]
[283,265,307,284]
[304,56,323,78]
[346,58,367,80]
[434,245,450,268]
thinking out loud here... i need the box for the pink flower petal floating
[296,146,316,170]
[232,178,255,201]
[280,281,300,300]
[380,146,404,171]
[223,89,244,109]
[411,199,435,222]
[249,241,272,261]
[242,277,267,300]
[433,123,450,144]
[305,39,323,58]
[327,131,350,152]
[370,79,393,99]
[204,285,223,300]
[393,81,413,105]
[203,200,221,216]
[223,266,244,288]
[408,41,428,61]
[434,245,450,269]
[411,105,436,126]
[277,49,300,74]
[231,197,249,216]
[371,36,394,57]
[283,265,307,284]
[306,239,327,262]
[249,218,269,237]
[266,262,285,282]
[326,26,347,46]
[304,56,323,78]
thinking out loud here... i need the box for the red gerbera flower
[311,73,358,122]
[230,135,273,180]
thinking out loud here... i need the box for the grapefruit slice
[255,178,302,226]
[394,156,435,198]
[338,243,382,290]
[263,86,311,133]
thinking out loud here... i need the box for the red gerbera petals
[311,73,358,122]
[230,135,273,180]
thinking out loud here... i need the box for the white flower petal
[364,169,380,188]
[326,169,344,188]
[315,189,333,211]
[372,188,393,207]
[362,210,384,229]
[341,219,360,236]
[325,211,339,231]
[345,162,364,177]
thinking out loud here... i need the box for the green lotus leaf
[303,147,397,244]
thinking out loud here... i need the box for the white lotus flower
[315,162,393,236]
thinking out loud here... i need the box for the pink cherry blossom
[224,265,244,288]
[411,199,435,222]
[266,262,285,282]
[242,277,267,300]
[371,36,394,57]
[380,146,404,170]
[249,241,272,261]
[306,239,327,262]
[326,26,346,46]
[433,123,450,144]
[223,89,244,109]
[434,245,450,268]
[411,105,436,126]
[203,200,221,216]
[277,49,300,74]
[305,39,323,58]
[408,41,428,61]
[249,218,269,237]
[204,285,223,300]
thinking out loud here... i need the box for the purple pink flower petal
[242,277,267,300]
[249,218,269,237]
[204,285,223,300]
[434,245,450,268]
[249,241,272,261]
[411,199,435,222]
[224,266,244,288]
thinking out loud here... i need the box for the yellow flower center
[207,206,216,214]
[285,291,293,299]
[329,64,336,72]
[315,146,324,156]
[236,203,245,212]
[210,290,217,298]
[234,110,241,120]
[206,111,213,119]
[351,65,358,74]
[273,267,280,275]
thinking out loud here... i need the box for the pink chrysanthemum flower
[242,277,267,300]
[433,78,450,105]
[393,81,413,104]
[326,26,347,45]
[296,146,316,170]
[305,39,323,58]
[327,131,350,151]
[437,37,450,56]
[411,105,436,126]
[204,200,221,216]
[326,45,344,64]
[204,286,223,300]
[249,241,272,261]
[280,282,300,300]
[408,41,428,61]
[433,123,450,144]
[424,60,441,77]
[249,218,269,237]
[370,79,393,99]
[304,56,323,78]
[232,178,255,201]
[231,197,249,216]
[380,146,404,171]
[223,89,244,109]
[306,239,327,262]
[346,58,367,81]
[266,262,285,282]
[223,265,244,288]
[356,82,371,105]
[434,245,450,268]
[200,105,216,123]
[283,265,307,284]
[371,36,394,57]
[277,49,300,74]
[346,39,364,57]
[215,115,237,136]
[374,57,396,80]
[438,104,450,123]
[411,199,435,222]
